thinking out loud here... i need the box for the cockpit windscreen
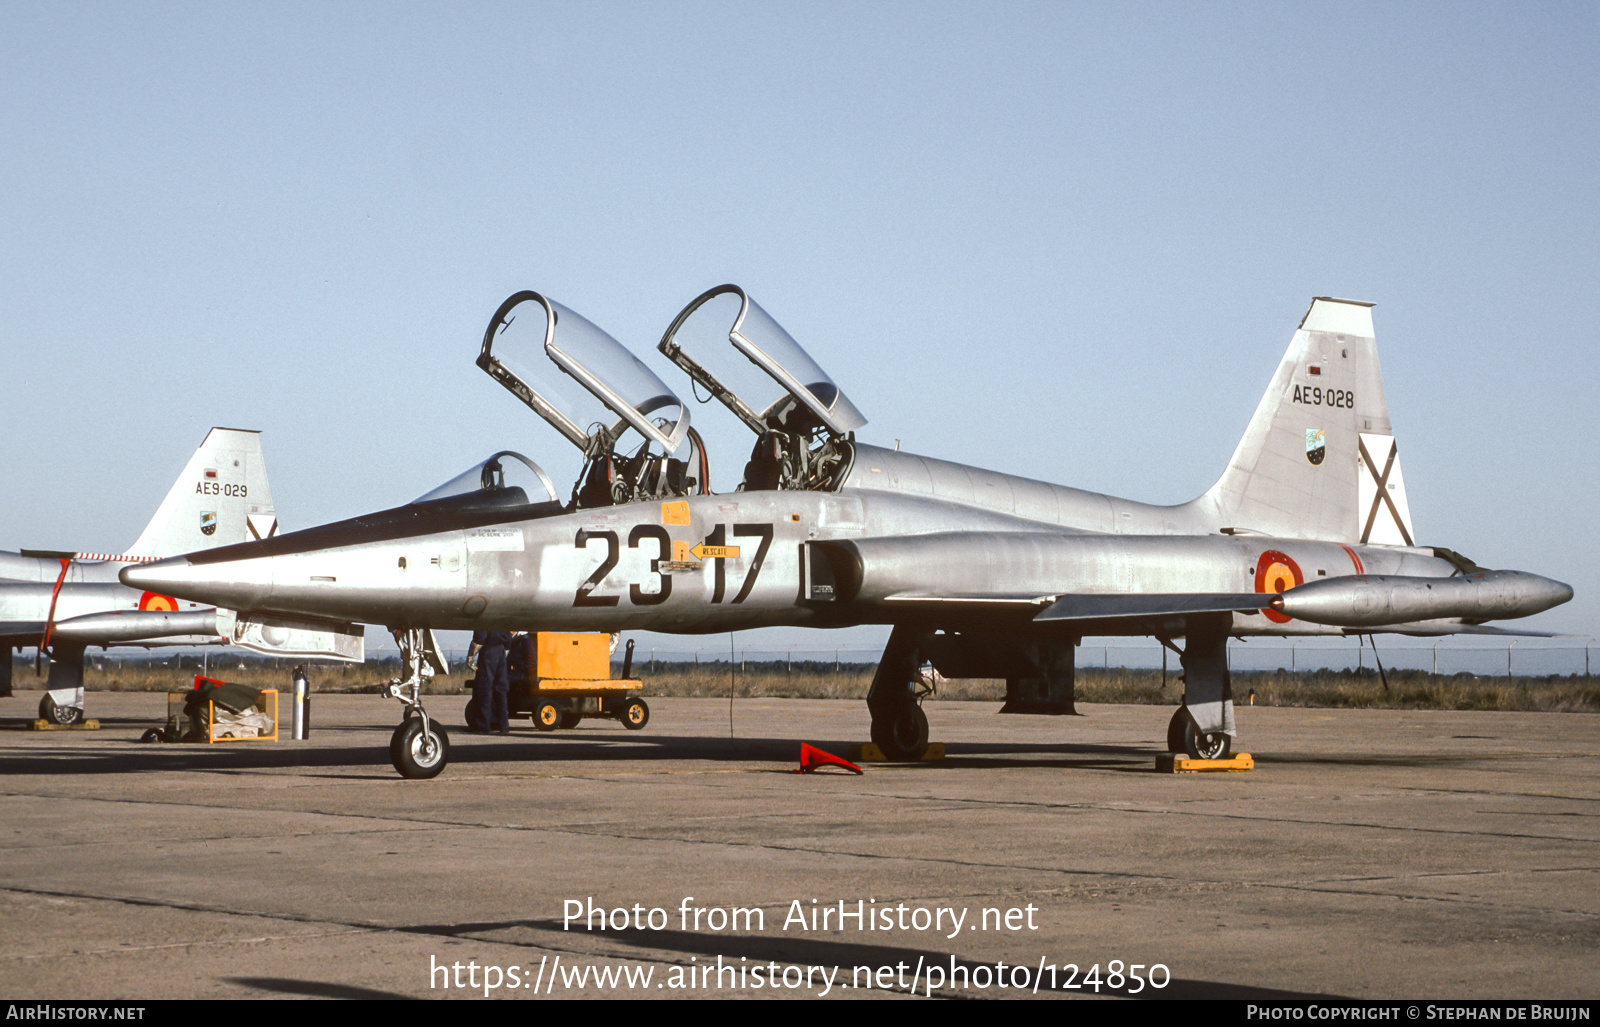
[411,451,561,507]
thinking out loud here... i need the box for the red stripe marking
[1339,544,1365,575]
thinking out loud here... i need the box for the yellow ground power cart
[506,633,649,731]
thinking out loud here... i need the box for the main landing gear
[1166,707,1232,761]
[1163,619,1236,761]
[863,620,1240,763]
[866,627,932,761]
[37,643,88,726]
[872,704,930,762]
[382,628,451,779]
[39,693,85,726]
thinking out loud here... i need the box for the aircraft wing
[882,592,1056,608]
[1035,593,1274,622]
[877,591,1275,621]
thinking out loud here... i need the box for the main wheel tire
[533,701,562,732]
[39,695,83,726]
[1182,717,1232,761]
[390,719,449,779]
[1166,708,1188,753]
[870,705,929,761]
[620,698,650,730]
[558,711,583,730]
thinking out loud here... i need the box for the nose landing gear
[383,628,452,779]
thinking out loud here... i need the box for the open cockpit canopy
[658,285,865,439]
[477,291,690,456]
[659,285,862,492]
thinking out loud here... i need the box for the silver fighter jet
[124,289,1572,777]
[3,428,281,722]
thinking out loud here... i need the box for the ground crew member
[468,630,514,734]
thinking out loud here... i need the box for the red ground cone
[795,743,863,775]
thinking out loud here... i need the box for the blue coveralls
[470,630,513,733]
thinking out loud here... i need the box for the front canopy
[411,451,560,507]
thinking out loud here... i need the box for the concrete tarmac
[1,689,1596,1000]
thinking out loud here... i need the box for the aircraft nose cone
[120,555,272,609]
[119,558,183,591]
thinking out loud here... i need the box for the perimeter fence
[18,637,1596,681]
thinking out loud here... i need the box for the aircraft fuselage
[124,462,1480,638]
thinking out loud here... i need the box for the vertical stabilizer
[1200,299,1415,544]
[125,428,279,558]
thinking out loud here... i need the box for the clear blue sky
[3,2,1595,656]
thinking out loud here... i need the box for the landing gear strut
[866,626,932,761]
[40,643,87,726]
[382,628,451,779]
[1167,617,1237,760]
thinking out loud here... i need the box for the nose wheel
[382,627,453,778]
[391,718,450,779]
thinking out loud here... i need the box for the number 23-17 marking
[572,524,772,607]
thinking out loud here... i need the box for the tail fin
[1201,298,1416,545]
[124,428,279,558]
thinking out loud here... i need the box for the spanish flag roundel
[139,592,179,612]
[1255,550,1303,624]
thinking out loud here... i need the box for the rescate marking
[691,543,740,560]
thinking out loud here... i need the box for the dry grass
[8,657,467,696]
[11,658,1598,712]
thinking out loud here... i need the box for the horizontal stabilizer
[1036,593,1273,622]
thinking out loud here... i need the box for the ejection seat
[742,432,785,492]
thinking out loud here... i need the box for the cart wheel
[139,727,164,744]
[534,701,562,732]
[559,711,583,729]
[390,719,449,779]
[620,698,650,731]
